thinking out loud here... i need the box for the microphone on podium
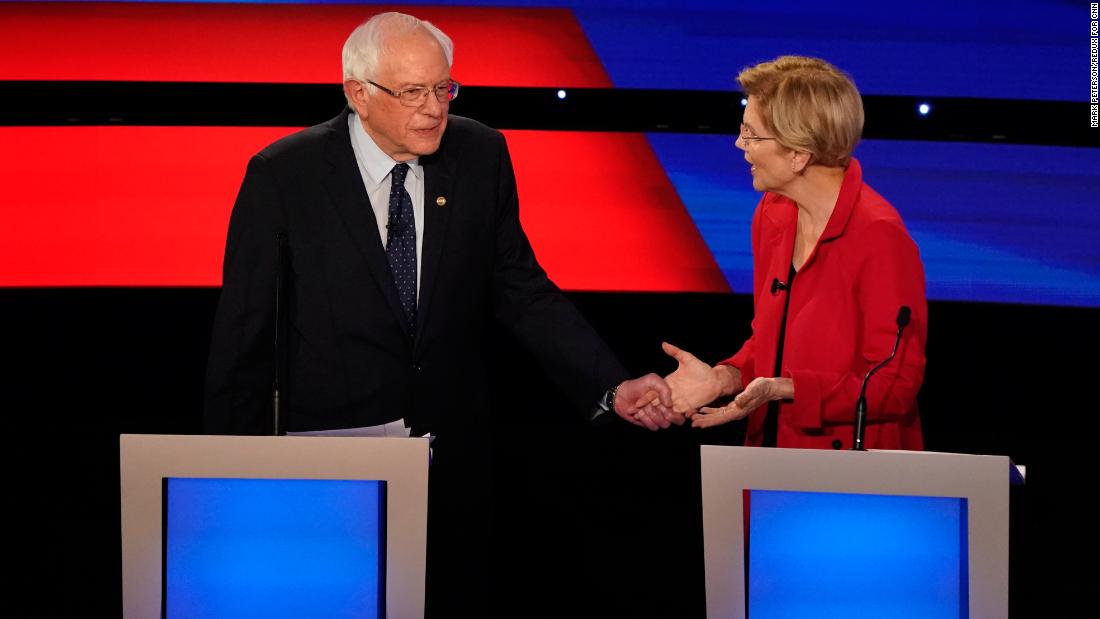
[852,306,911,451]
[273,232,288,436]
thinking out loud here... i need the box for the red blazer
[722,158,926,450]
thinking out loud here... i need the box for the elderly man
[204,10,679,616]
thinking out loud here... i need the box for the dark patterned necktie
[385,163,417,331]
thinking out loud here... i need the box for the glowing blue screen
[747,490,968,619]
[164,477,385,619]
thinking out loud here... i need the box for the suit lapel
[321,111,408,326]
[415,133,456,341]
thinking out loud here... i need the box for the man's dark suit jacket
[204,110,628,437]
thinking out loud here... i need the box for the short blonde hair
[737,56,863,168]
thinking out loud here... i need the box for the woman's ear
[790,150,812,174]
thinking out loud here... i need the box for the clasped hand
[612,372,686,431]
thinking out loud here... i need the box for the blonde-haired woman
[662,56,927,450]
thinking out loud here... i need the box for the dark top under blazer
[204,110,627,435]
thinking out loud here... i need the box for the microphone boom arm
[852,306,911,450]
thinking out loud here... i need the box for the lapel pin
[435,196,447,207]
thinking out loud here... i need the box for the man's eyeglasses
[739,122,777,143]
[367,79,460,107]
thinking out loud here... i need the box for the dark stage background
[3,289,1092,617]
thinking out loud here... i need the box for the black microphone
[770,277,789,295]
[852,305,911,451]
[273,232,288,436]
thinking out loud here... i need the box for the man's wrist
[590,383,621,421]
[607,384,620,414]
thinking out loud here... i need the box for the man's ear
[343,80,368,117]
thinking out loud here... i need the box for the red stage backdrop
[0,3,726,292]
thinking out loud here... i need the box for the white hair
[342,12,454,106]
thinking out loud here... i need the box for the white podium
[701,446,1021,619]
[120,434,430,619]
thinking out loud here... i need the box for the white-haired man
[205,11,680,616]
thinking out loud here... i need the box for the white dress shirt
[348,111,425,295]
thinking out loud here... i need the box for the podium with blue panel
[701,447,1022,619]
[120,435,430,619]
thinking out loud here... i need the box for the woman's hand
[661,342,733,414]
[691,377,793,428]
